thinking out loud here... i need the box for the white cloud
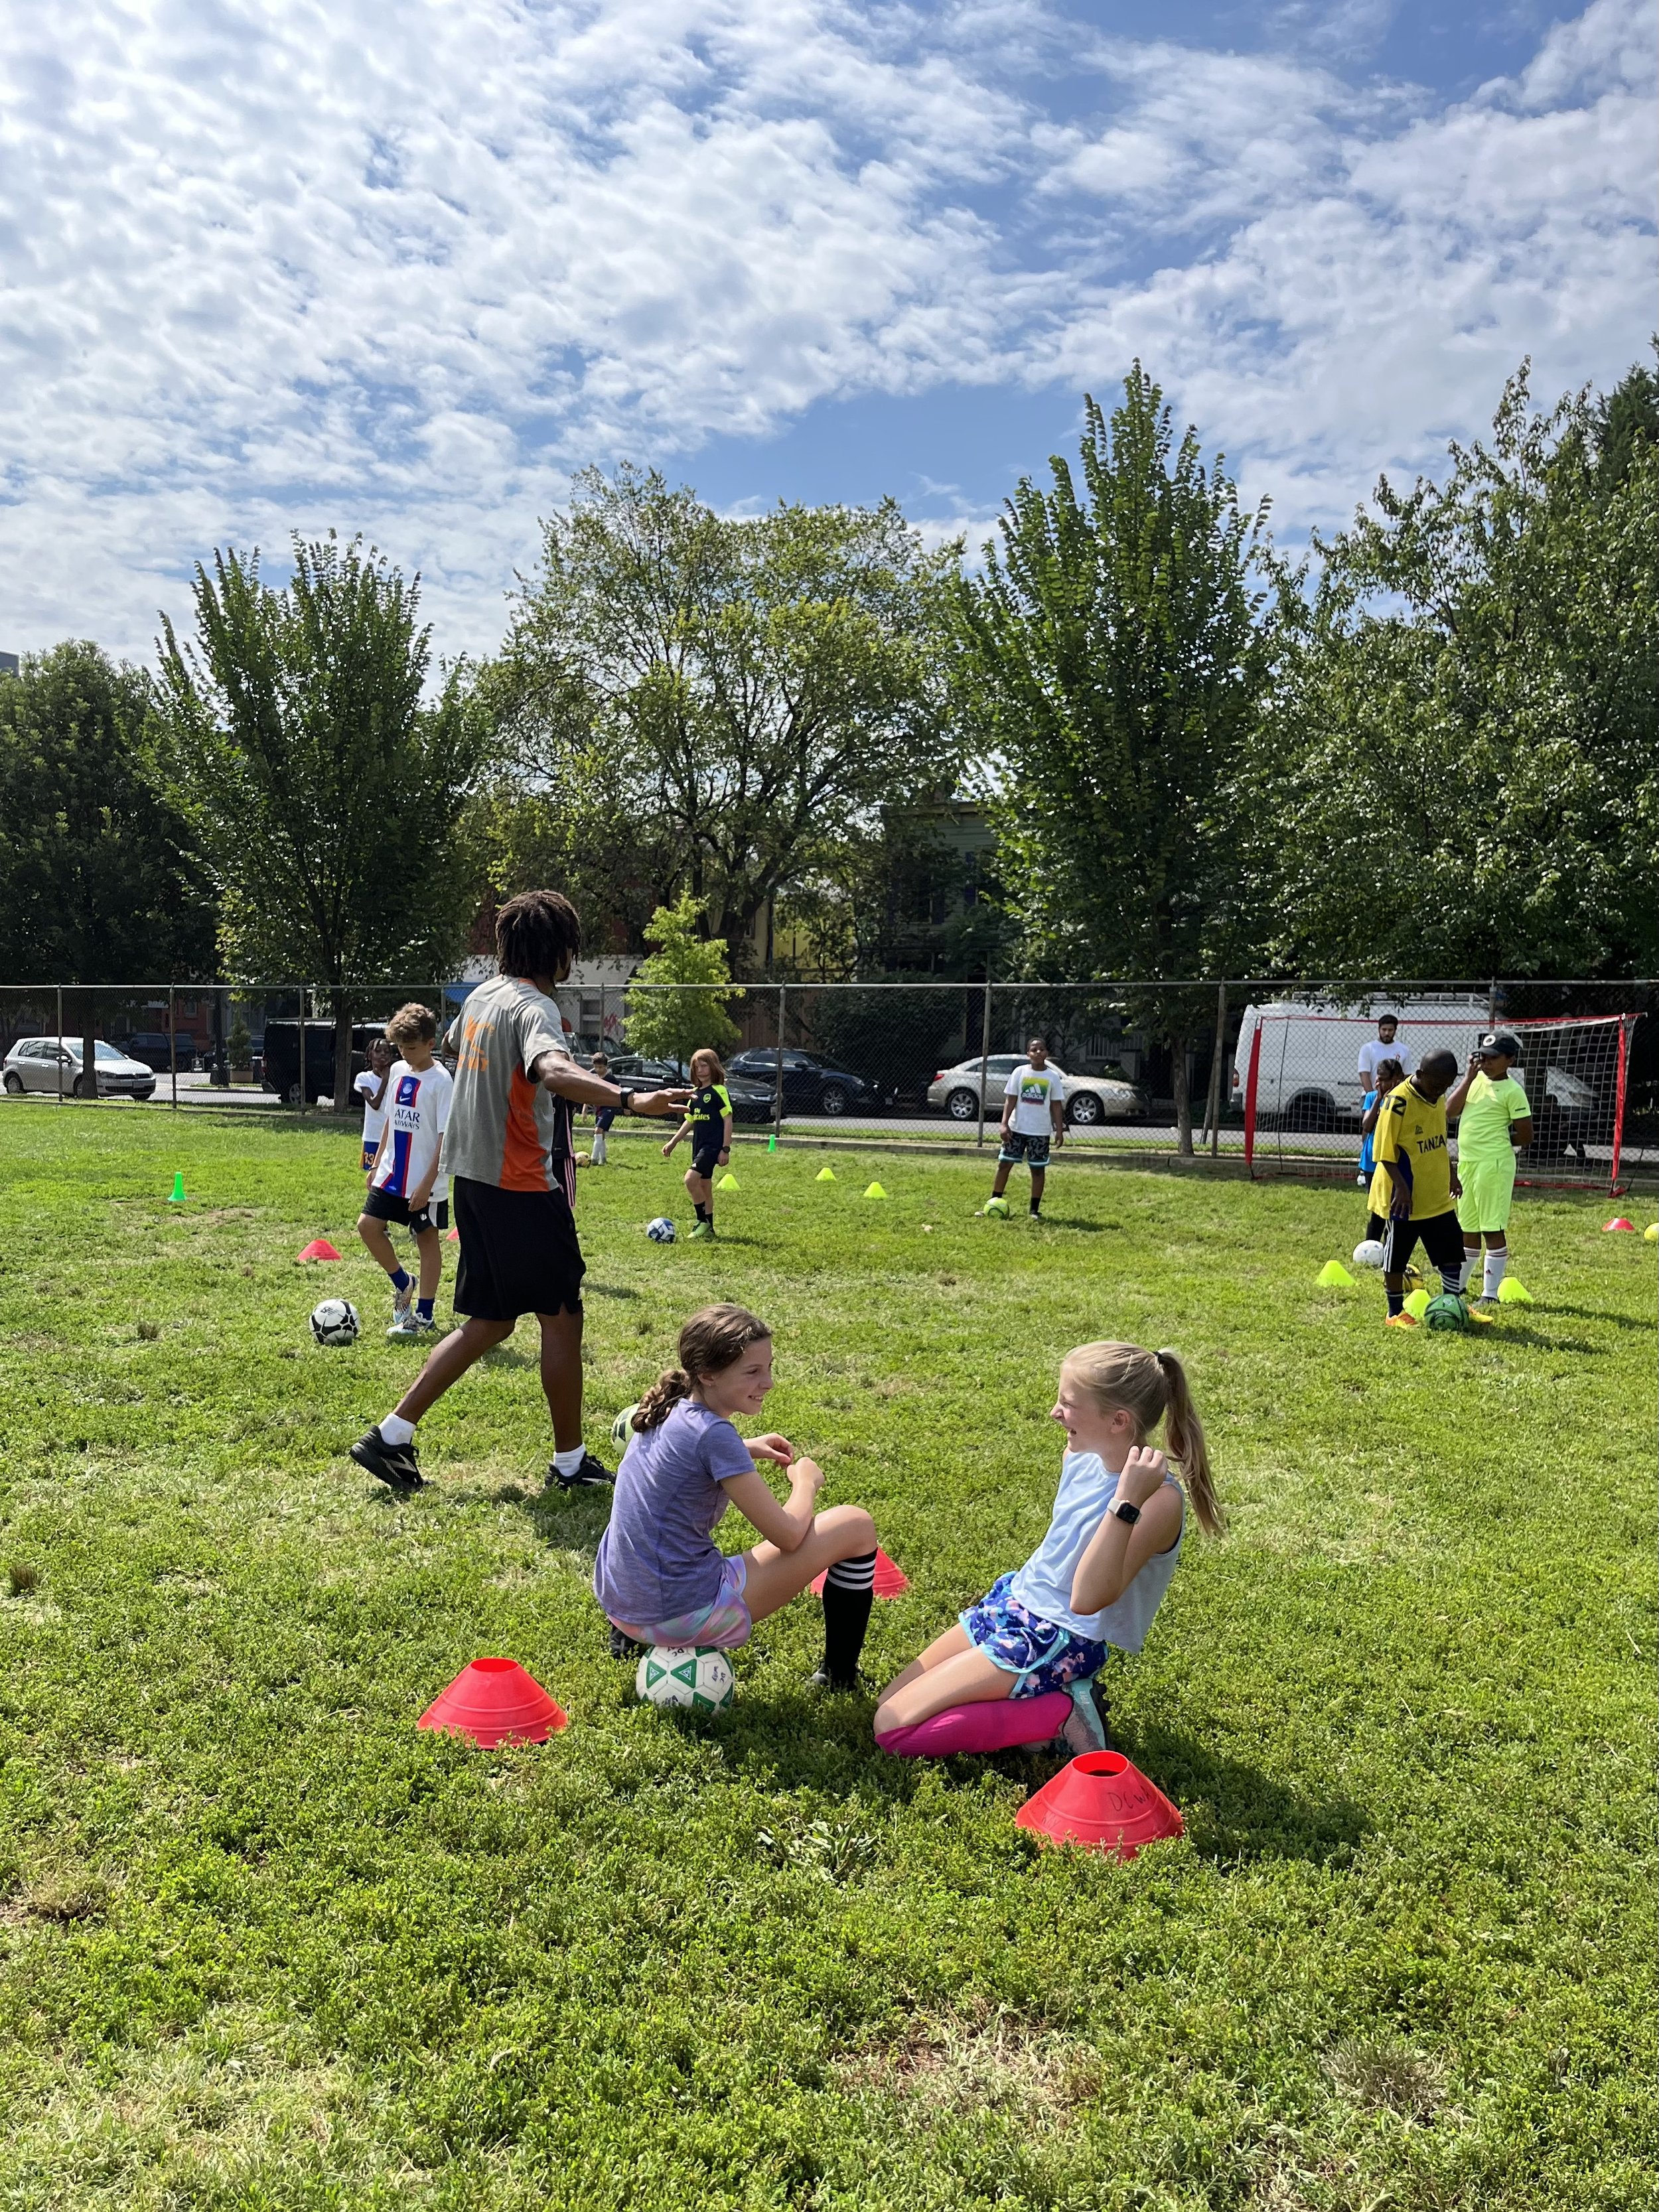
[0,0,1650,661]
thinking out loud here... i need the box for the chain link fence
[4,977,1654,1189]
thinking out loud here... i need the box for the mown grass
[0,1107,1652,2212]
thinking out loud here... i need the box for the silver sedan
[926,1054,1143,1125]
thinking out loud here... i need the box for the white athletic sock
[380,1413,416,1446]
[591,1132,607,1162]
[1483,1249,1508,1299]
[1457,1253,1477,1294]
[552,1442,587,1476]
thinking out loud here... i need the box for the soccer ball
[636,1644,735,1714]
[982,1196,1010,1218]
[646,1216,676,1243]
[611,1402,639,1450]
[1352,1239,1386,1269]
[310,1298,360,1348]
[1424,1292,1469,1333]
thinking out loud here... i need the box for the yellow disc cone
[1496,1276,1533,1304]
[1645,1223,1658,1242]
[816,1166,837,1182]
[863,1182,888,1200]
[1404,1287,1431,1320]
[717,1171,739,1190]
[1316,1260,1356,1288]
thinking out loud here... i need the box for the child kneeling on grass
[595,1304,879,1690]
[875,1341,1221,1756]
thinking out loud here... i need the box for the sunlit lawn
[0,1106,1652,2211]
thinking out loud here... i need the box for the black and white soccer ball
[646,1217,676,1244]
[310,1298,360,1348]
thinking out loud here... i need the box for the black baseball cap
[1477,1030,1520,1057]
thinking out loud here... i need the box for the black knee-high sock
[821,1551,876,1686]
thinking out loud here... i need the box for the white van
[1231,995,1492,1129]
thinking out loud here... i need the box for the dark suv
[726,1049,890,1118]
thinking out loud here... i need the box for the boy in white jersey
[985,1037,1066,1217]
[354,1037,396,1174]
[358,1004,453,1340]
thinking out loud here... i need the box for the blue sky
[0,0,1652,663]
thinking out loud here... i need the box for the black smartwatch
[1112,1499,1142,1526]
[617,1087,636,1116]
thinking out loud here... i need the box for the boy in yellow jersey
[1445,1030,1532,1310]
[1370,1049,1481,1328]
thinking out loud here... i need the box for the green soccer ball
[1424,1292,1469,1334]
[982,1197,1010,1218]
[636,1644,735,1714]
[611,1403,639,1450]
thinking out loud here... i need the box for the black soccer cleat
[609,1625,646,1662]
[350,1425,425,1496]
[805,1667,867,1695]
[549,1450,615,1492]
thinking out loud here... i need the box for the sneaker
[1060,1677,1112,1756]
[391,1280,413,1323]
[1465,1304,1496,1326]
[548,1450,615,1492]
[805,1667,865,1694]
[350,1425,424,1495]
[609,1625,646,1662]
[386,1308,427,1339]
[689,1221,715,1241]
[1384,1311,1418,1330]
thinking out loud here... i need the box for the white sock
[592,1133,606,1162]
[552,1442,587,1476]
[1484,1249,1508,1298]
[380,1413,415,1446]
[1457,1254,1477,1294]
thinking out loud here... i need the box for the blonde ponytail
[1062,1340,1224,1537]
[1153,1348,1222,1536]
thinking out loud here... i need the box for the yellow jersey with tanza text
[1368,1079,1453,1219]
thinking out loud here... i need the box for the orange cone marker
[1015,1750,1184,1860]
[810,1545,910,1599]
[417,1657,568,1747]
[297,1237,343,1261]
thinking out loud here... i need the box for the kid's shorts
[690,1144,724,1180]
[960,1573,1107,1698]
[612,1553,752,1651]
[362,1186,449,1234]
[998,1130,1051,1169]
[1456,1157,1515,1233]
[1381,1208,1463,1279]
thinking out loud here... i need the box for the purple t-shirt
[593,1398,755,1625]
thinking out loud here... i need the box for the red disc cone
[810,1545,910,1600]
[1604,1217,1635,1233]
[1015,1751,1183,1860]
[417,1657,568,1747]
[444,1226,460,1242]
[297,1237,343,1262]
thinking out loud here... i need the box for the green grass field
[0,1110,1652,2211]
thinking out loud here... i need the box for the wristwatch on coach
[1112,1499,1142,1525]
[617,1087,636,1116]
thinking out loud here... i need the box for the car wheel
[1283,1091,1334,1133]
[946,1087,979,1121]
[72,1073,93,1099]
[2,1071,22,1095]
[819,1084,848,1116]
[1067,1091,1103,1127]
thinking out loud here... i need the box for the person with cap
[1445,1032,1532,1310]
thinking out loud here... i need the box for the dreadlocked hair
[1062,1340,1223,1536]
[632,1304,772,1430]
[495,888,581,982]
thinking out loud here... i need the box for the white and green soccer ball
[982,1196,1010,1218]
[611,1402,639,1450]
[635,1644,735,1714]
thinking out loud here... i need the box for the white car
[927,1054,1142,1126]
[1,1036,157,1100]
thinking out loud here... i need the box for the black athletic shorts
[690,1144,724,1180]
[1382,1208,1463,1278]
[362,1187,449,1234]
[452,1173,585,1320]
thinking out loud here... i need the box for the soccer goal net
[1238,1004,1640,1192]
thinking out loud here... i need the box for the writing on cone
[1015,1751,1184,1860]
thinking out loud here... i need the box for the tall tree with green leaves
[623,892,743,1067]
[494,467,960,971]
[954,369,1273,1149]
[0,641,216,1081]
[155,533,491,1109]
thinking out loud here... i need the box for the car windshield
[94,1042,127,1063]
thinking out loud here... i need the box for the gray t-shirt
[593,1399,755,1625]
[441,976,573,1192]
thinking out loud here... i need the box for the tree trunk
[1171,1029,1194,1156]
[80,993,98,1104]
[332,989,354,1116]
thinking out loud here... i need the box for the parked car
[599,1054,778,1124]
[2,1036,157,1100]
[261,1018,389,1107]
[926,1054,1142,1125]
[117,1030,192,1072]
[725,1048,892,1117]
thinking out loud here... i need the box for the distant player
[663,1049,733,1240]
[358,1004,453,1339]
[1358,1054,1405,1237]
[354,1036,395,1174]
[1446,1031,1532,1310]
[987,1037,1066,1218]
[1358,1013,1415,1093]
[588,1049,616,1165]
[1370,1049,1488,1328]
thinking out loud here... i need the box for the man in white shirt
[985,1038,1067,1218]
[1358,1014,1416,1091]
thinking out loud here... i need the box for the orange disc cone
[1015,1751,1184,1860]
[297,1237,343,1262]
[444,1226,460,1242]
[417,1657,568,1747]
[1603,1217,1635,1233]
[810,1545,910,1600]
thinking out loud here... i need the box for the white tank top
[1009,1452,1185,1649]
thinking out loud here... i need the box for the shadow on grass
[1525,1303,1650,1332]
[585,1281,641,1301]
[1116,1720,1370,1866]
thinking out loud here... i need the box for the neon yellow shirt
[1455,1071,1529,1166]
[1369,1079,1453,1219]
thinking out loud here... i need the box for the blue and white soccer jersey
[370,1060,453,1211]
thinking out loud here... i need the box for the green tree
[624,892,743,1066]
[155,533,491,1110]
[0,641,216,1085]
[495,467,960,971]
[953,369,1273,1149]
[1232,355,1659,979]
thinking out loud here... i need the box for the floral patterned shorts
[960,1572,1108,1698]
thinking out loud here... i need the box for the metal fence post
[169,985,178,1112]
[55,985,63,1105]
[975,977,993,1146]
[1204,983,1227,1159]
[774,983,786,1150]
